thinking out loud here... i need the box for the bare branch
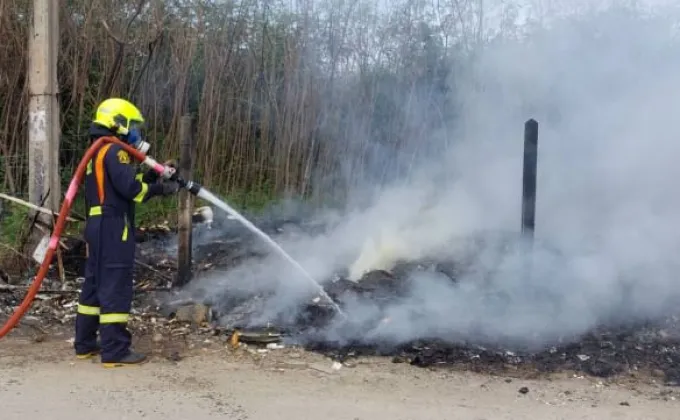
[125,0,147,35]
[130,28,164,99]
[100,1,148,97]
[100,19,127,45]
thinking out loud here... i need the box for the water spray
[174,178,344,314]
[193,188,346,318]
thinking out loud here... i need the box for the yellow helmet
[93,98,145,136]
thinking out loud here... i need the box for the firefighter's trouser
[74,205,134,362]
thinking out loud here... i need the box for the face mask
[127,127,150,154]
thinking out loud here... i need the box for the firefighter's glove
[166,161,179,181]
[160,180,180,196]
[143,159,178,183]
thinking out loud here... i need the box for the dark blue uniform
[74,126,164,363]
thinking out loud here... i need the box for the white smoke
[187,1,680,349]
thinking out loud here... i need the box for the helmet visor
[129,119,145,132]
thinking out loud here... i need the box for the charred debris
[3,213,680,385]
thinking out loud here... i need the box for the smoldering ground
[176,3,680,352]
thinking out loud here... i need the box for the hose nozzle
[177,177,202,196]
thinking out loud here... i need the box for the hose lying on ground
[0,136,172,340]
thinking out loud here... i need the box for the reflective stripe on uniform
[133,181,149,203]
[77,304,100,316]
[95,143,114,204]
[89,205,129,240]
[100,313,129,324]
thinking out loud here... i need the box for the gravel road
[2,336,679,420]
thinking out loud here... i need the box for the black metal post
[521,119,538,239]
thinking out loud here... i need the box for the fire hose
[0,136,202,339]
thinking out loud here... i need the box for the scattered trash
[4,221,680,385]
[235,328,282,345]
[192,206,214,228]
[309,362,342,374]
[230,330,241,348]
[174,303,212,325]
[266,343,285,350]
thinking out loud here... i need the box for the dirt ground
[1,332,679,420]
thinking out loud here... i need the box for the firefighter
[74,98,179,367]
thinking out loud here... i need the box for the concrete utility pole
[28,0,60,216]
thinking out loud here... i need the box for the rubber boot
[76,348,101,360]
[102,351,148,368]
[76,340,102,360]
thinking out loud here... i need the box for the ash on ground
[3,214,680,386]
[152,219,680,385]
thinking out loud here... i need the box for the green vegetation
[1,0,469,208]
[0,1,672,263]
[0,203,30,248]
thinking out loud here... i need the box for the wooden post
[176,115,194,287]
[521,119,539,240]
[28,0,60,216]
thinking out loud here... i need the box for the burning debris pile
[309,319,680,384]
[151,216,680,385]
[287,268,680,385]
[3,210,680,386]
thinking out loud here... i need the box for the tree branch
[100,0,148,97]
[130,27,164,99]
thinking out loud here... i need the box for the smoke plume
[185,1,680,350]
